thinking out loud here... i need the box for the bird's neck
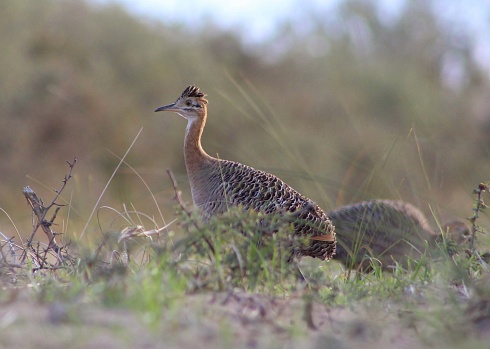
[184,113,214,174]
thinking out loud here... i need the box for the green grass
[2,191,490,348]
[1,1,490,347]
[1,155,489,349]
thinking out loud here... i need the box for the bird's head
[155,85,208,120]
[442,220,471,245]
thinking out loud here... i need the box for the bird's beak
[154,103,178,112]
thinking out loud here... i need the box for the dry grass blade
[80,127,143,240]
[118,222,175,242]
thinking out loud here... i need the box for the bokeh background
[1,0,489,244]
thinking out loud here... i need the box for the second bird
[328,199,470,272]
[154,86,336,261]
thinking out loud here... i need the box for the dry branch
[23,186,60,252]
[23,158,77,256]
[470,182,489,252]
[166,168,190,214]
[166,168,216,255]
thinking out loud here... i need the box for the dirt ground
[2,286,489,349]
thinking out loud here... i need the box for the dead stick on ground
[22,159,77,259]
[23,186,60,253]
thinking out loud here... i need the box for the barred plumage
[327,199,469,271]
[155,85,335,260]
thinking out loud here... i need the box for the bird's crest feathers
[181,85,206,99]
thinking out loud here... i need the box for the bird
[438,219,471,245]
[326,199,470,272]
[154,85,336,261]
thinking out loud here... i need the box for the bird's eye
[185,100,192,107]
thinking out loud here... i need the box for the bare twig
[166,168,215,255]
[93,234,110,267]
[0,238,19,269]
[23,158,77,260]
[469,182,489,252]
[23,187,60,253]
[0,232,17,263]
[0,245,24,269]
[166,169,190,214]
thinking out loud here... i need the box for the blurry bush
[0,0,488,241]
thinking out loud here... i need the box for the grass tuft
[1,160,489,347]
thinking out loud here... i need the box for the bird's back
[328,200,434,271]
[191,159,336,260]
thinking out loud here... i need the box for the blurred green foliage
[0,0,489,242]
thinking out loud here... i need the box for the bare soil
[3,286,489,349]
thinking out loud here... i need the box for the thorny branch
[22,158,77,261]
[469,182,489,252]
[24,187,59,253]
